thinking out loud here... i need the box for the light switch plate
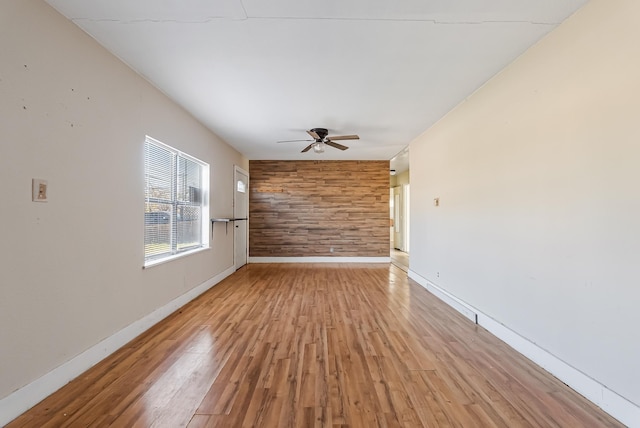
[32,179,48,202]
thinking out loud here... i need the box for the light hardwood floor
[390,249,409,272]
[8,264,622,427]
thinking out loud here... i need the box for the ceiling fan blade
[325,141,349,151]
[326,134,359,141]
[276,139,313,143]
[301,144,313,153]
[307,130,320,140]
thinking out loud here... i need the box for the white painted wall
[0,0,246,405]
[410,0,640,415]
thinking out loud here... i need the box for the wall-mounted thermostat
[32,179,48,202]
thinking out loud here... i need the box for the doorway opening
[390,148,409,272]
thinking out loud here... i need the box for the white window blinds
[144,136,208,264]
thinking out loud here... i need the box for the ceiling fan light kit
[277,127,359,154]
[312,142,325,153]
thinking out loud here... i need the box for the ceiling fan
[277,128,359,153]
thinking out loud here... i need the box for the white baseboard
[249,256,391,263]
[407,271,477,323]
[0,265,235,427]
[408,269,639,428]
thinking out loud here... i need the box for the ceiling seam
[71,17,558,26]
[238,0,248,21]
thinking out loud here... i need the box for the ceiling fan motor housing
[310,128,328,140]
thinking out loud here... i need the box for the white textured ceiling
[44,0,588,164]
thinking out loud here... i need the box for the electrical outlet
[32,179,48,202]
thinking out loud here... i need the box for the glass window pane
[144,202,172,259]
[177,205,202,250]
[177,156,202,203]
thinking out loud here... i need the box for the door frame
[392,186,403,251]
[403,183,410,253]
[233,165,249,270]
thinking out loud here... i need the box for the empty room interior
[1,0,639,426]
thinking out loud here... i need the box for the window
[144,136,209,265]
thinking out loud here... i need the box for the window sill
[143,246,210,269]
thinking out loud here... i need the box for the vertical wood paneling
[249,160,389,257]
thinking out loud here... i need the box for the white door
[234,166,249,270]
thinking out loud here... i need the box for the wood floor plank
[7,263,624,427]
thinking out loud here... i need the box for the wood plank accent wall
[249,160,390,257]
